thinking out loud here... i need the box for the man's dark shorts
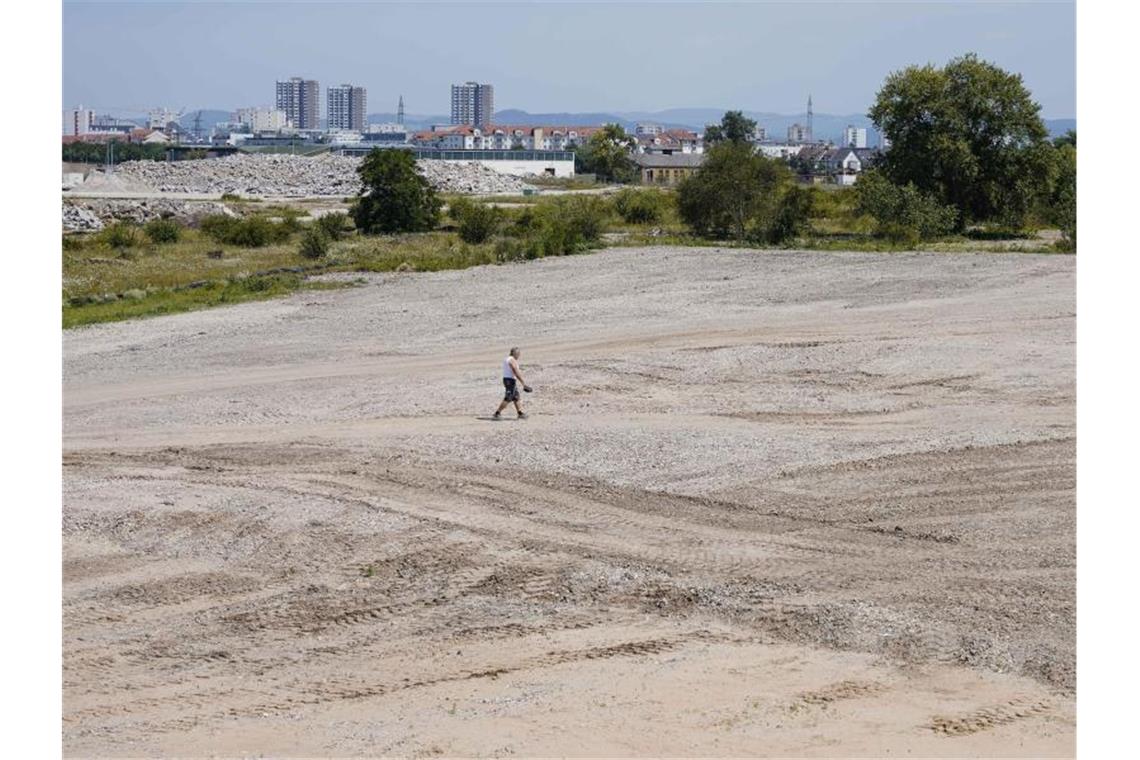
[502,377,520,402]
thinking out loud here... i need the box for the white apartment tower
[327,84,367,131]
[276,77,320,130]
[843,125,868,148]
[787,123,809,143]
[450,81,494,129]
[68,105,95,136]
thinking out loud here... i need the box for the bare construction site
[63,245,1075,756]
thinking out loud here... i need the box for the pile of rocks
[62,203,104,233]
[110,153,528,197]
[63,199,237,232]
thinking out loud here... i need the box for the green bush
[299,228,330,259]
[764,185,817,244]
[854,171,958,240]
[613,188,666,224]
[456,202,502,244]
[100,222,142,250]
[677,142,789,240]
[199,214,292,247]
[315,212,350,240]
[447,196,474,223]
[144,218,182,244]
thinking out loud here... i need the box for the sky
[62,0,1076,119]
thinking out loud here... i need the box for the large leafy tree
[352,149,442,234]
[869,53,1054,229]
[575,124,636,183]
[677,141,789,241]
[704,110,758,146]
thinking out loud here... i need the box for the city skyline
[63,1,1075,120]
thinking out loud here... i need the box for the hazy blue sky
[63,0,1075,118]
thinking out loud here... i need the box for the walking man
[493,347,531,420]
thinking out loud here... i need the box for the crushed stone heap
[108,153,528,197]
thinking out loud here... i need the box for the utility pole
[192,110,202,142]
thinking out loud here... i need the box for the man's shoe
[491,412,501,421]
[517,412,528,420]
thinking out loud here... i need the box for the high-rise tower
[276,77,320,130]
[806,94,814,144]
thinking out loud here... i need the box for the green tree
[1048,143,1076,248]
[575,124,636,183]
[869,53,1054,229]
[352,149,442,234]
[676,142,789,241]
[1053,129,1076,149]
[703,110,758,146]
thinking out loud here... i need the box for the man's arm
[510,358,527,386]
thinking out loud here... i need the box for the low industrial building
[632,153,704,185]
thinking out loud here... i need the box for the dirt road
[63,246,1075,756]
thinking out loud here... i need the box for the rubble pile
[62,203,104,233]
[110,154,527,197]
[62,199,236,231]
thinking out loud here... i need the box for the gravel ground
[63,246,1075,756]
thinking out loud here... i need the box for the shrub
[352,149,442,234]
[315,212,350,240]
[677,142,789,240]
[764,185,817,244]
[613,188,666,224]
[199,214,292,247]
[456,202,502,244]
[299,228,330,259]
[100,222,142,250]
[855,171,958,240]
[447,196,474,223]
[144,218,181,244]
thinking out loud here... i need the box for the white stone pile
[62,199,237,231]
[110,154,527,197]
[62,203,104,233]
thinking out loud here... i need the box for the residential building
[636,128,703,155]
[632,153,705,185]
[327,84,367,131]
[843,125,868,148]
[787,123,809,143]
[756,143,805,160]
[635,123,663,136]
[236,107,289,133]
[148,108,179,130]
[68,106,94,136]
[754,126,768,142]
[276,77,320,130]
[450,81,494,128]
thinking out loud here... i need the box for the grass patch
[522,175,600,190]
[63,275,355,329]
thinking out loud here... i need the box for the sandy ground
[63,246,1075,757]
